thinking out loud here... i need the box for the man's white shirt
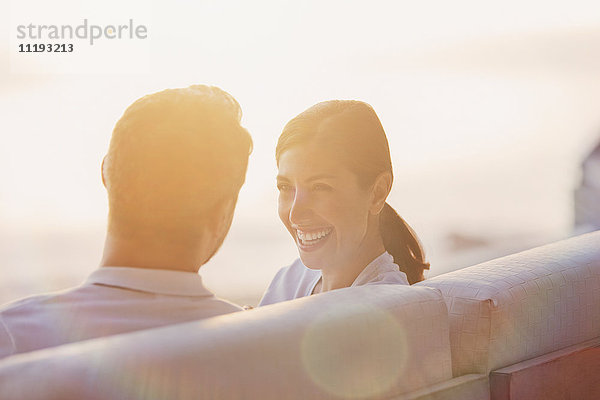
[0,267,242,359]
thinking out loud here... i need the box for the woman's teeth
[296,228,332,245]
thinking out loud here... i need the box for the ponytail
[379,203,429,284]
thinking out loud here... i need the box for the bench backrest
[417,231,600,376]
[0,285,452,399]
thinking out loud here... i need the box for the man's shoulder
[205,296,243,314]
[0,283,243,359]
[0,287,84,359]
[0,288,76,314]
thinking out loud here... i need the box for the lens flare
[300,302,409,399]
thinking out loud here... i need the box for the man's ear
[208,193,239,237]
[370,172,392,215]
[101,156,107,188]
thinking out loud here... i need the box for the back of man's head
[103,85,252,238]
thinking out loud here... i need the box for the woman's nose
[288,190,312,225]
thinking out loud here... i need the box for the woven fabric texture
[417,231,600,376]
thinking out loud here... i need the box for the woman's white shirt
[258,252,409,306]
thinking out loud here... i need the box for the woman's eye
[277,184,292,192]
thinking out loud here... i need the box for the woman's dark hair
[276,100,429,284]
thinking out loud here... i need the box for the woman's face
[277,140,375,271]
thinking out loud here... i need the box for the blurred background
[2,0,599,306]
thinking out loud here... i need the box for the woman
[259,100,429,306]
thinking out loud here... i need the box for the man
[0,85,252,359]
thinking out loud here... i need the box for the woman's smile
[295,227,334,251]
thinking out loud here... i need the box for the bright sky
[1,0,600,233]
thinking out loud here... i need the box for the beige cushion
[0,285,452,400]
[417,231,600,376]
